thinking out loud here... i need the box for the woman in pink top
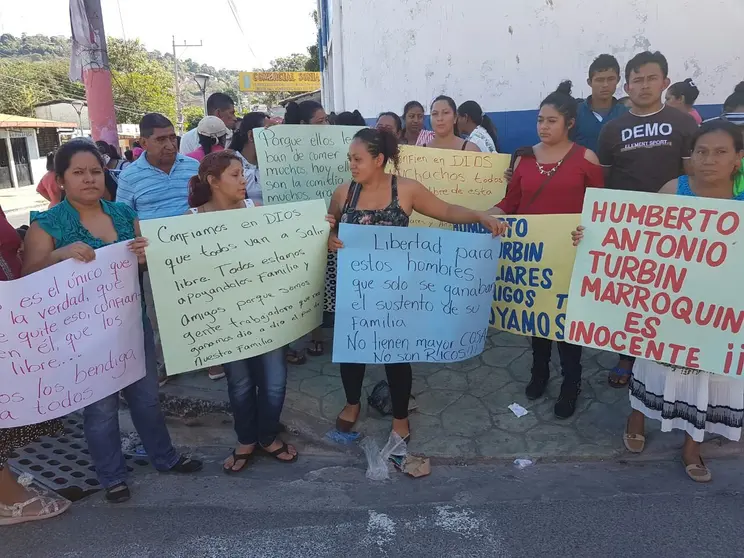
[666,78,702,124]
[36,152,62,208]
[186,115,228,161]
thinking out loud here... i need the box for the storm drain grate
[9,413,151,502]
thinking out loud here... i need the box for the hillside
[0,32,318,125]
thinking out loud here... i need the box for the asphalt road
[5,454,744,557]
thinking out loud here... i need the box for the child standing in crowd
[457,101,499,152]
[328,128,507,441]
[596,51,698,388]
[490,81,604,419]
[666,78,703,124]
[573,54,629,153]
[573,120,744,482]
[23,141,202,504]
[425,96,481,152]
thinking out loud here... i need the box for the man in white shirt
[179,92,237,154]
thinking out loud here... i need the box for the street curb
[155,392,361,458]
[153,392,744,466]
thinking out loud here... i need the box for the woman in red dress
[0,206,69,525]
[490,81,604,419]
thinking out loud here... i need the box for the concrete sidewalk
[160,329,743,463]
[0,185,47,227]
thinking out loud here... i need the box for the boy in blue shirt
[573,54,628,152]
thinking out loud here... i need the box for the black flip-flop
[261,441,298,463]
[105,482,131,504]
[223,450,254,475]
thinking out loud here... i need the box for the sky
[0,0,317,71]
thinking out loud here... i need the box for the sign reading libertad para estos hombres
[565,189,744,377]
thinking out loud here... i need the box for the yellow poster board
[489,214,579,341]
[396,145,509,229]
[239,71,321,92]
[141,200,329,375]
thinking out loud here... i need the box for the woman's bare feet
[392,418,410,440]
[681,434,711,482]
[627,410,645,437]
[261,439,298,462]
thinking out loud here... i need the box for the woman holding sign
[489,81,604,419]
[184,150,304,470]
[574,120,744,482]
[21,141,203,503]
[327,128,507,440]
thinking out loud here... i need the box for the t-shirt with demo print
[597,105,698,193]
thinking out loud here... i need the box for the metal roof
[0,113,78,129]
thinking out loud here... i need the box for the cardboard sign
[0,243,146,427]
[565,189,744,377]
[487,214,579,340]
[255,125,363,207]
[397,145,509,229]
[141,200,329,375]
[332,223,500,364]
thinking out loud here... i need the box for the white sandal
[0,493,71,526]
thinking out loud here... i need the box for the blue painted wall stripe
[365,104,723,154]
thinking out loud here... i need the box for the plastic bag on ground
[361,437,389,481]
[361,432,408,481]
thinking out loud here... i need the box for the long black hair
[724,81,744,113]
[458,100,499,150]
[353,127,401,172]
[229,112,268,152]
[540,81,578,129]
[668,78,701,107]
[335,110,366,126]
[284,100,323,124]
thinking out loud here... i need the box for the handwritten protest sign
[255,124,364,207]
[486,214,579,341]
[397,145,509,229]
[141,200,329,375]
[332,223,501,364]
[566,189,744,377]
[0,243,145,428]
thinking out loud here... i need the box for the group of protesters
[1,48,743,525]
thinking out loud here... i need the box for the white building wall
[326,0,744,116]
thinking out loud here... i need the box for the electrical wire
[0,70,155,117]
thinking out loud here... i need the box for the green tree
[182,105,204,131]
[107,38,176,123]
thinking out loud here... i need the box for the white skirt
[630,359,744,443]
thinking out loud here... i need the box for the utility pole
[172,36,203,134]
[69,0,118,146]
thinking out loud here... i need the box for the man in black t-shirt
[596,51,698,388]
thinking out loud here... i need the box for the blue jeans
[223,347,287,446]
[83,315,178,488]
